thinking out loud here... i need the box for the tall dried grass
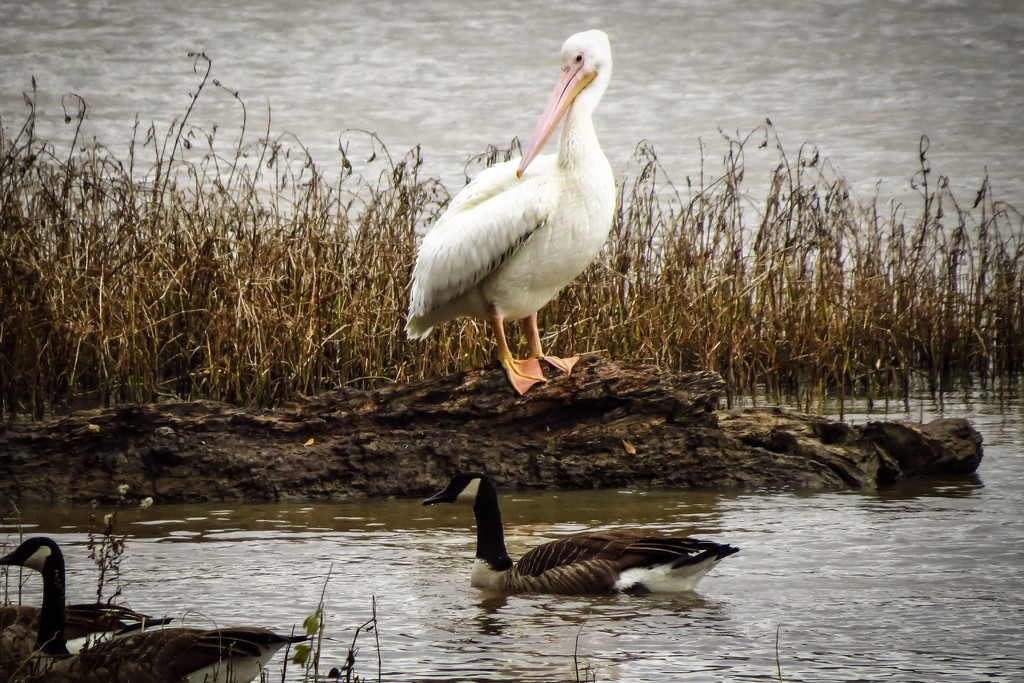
[2,61,1021,418]
[554,129,1024,409]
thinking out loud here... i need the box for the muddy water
[3,393,1023,681]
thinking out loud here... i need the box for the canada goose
[0,536,307,682]
[423,472,740,594]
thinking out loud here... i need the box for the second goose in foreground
[0,536,307,682]
[423,472,740,594]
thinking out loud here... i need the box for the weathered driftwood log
[0,358,982,505]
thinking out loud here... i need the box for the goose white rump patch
[613,555,719,593]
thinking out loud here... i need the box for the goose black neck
[37,544,70,655]
[472,477,513,572]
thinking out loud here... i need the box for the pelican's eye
[575,54,583,63]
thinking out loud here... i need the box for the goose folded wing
[64,603,171,639]
[514,530,644,577]
[622,537,741,568]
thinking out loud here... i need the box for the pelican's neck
[37,544,70,655]
[471,478,513,572]
[557,81,609,173]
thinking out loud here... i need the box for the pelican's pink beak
[517,62,596,178]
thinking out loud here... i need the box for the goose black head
[2,536,69,655]
[423,472,490,506]
[423,472,512,573]
[0,536,64,574]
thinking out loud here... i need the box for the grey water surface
[1,0,1022,209]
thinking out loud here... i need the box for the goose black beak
[422,491,445,506]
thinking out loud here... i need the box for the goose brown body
[31,627,304,682]
[488,530,736,594]
[424,472,739,595]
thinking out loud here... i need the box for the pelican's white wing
[406,155,558,338]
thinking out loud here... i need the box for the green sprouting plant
[287,563,381,683]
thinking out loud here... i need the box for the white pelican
[406,29,616,394]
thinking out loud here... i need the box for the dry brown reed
[552,128,1024,410]
[2,63,1021,419]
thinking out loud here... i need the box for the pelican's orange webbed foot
[501,357,547,395]
[542,354,580,375]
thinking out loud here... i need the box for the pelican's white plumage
[406,29,616,394]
